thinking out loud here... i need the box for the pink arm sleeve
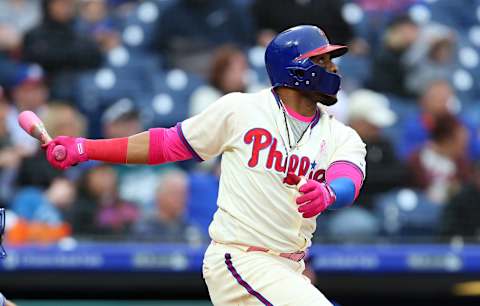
[148,126,193,164]
[326,161,364,199]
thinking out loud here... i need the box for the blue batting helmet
[265,25,347,96]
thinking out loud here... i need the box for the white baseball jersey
[180,88,366,252]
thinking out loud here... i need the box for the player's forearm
[126,131,149,163]
[83,135,147,164]
[84,126,193,165]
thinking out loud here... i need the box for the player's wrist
[322,182,337,207]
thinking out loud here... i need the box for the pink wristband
[84,138,129,163]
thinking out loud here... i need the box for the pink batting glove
[44,136,89,170]
[297,180,336,218]
[284,172,336,218]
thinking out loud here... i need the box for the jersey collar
[270,88,321,128]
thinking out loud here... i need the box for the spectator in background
[102,99,176,212]
[133,170,204,244]
[77,0,121,54]
[408,114,472,205]
[73,164,138,237]
[17,102,86,188]
[366,15,418,98]
[347,89,408,209]
[23,0,102,100]
[441,160,480,239]
[0,0,40,55]
[151,0,254,77]
[404,23,456,95]
[101,98,142,139]
[7,177,73,244]
[399,80,480,161]
[0,0,40,35]
[0,92,20,207]
[189,44,251,116]
[5,64,48,155]
[11,177,75,225]
[77,0,112,34]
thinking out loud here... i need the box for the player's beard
[306,92,338,106]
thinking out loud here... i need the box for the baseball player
[44,25,366,305]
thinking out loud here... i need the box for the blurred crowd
[0,0,479,246]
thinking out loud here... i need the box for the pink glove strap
[75,138,89,163]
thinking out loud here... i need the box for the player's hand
[44,136,88,170]
[295,177,336,218]
[0,292,17,306]
[6,299,17,306]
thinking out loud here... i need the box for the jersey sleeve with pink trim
[179,93,242,161]
[328,119,367,179]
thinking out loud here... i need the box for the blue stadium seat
[380,94,417,150]
[76,68,146,137]
[247,46,270,87]
[337,53,371,92]
[428,0,478,30]
[137,92,186,129]
[374,188,443,239]
[186,172,219,235]
[121,0,175,51]
[138,69,205,128]
[326,207,380,241]
[461,99,480,127]
[105,48,161,94]
[152,68,204,94]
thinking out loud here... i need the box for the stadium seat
[76,68,146,137]
[186,172,219,235]
[247,46,270,87]
[122,0,175,51]
[139,69,205,128]
[374,188,443,239]
[337,53,371,92]
[428,0,478,30]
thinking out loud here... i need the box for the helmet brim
[295,44,348,61]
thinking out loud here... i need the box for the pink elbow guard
[148,126,193,164]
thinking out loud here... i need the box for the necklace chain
[280,102,314,150]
